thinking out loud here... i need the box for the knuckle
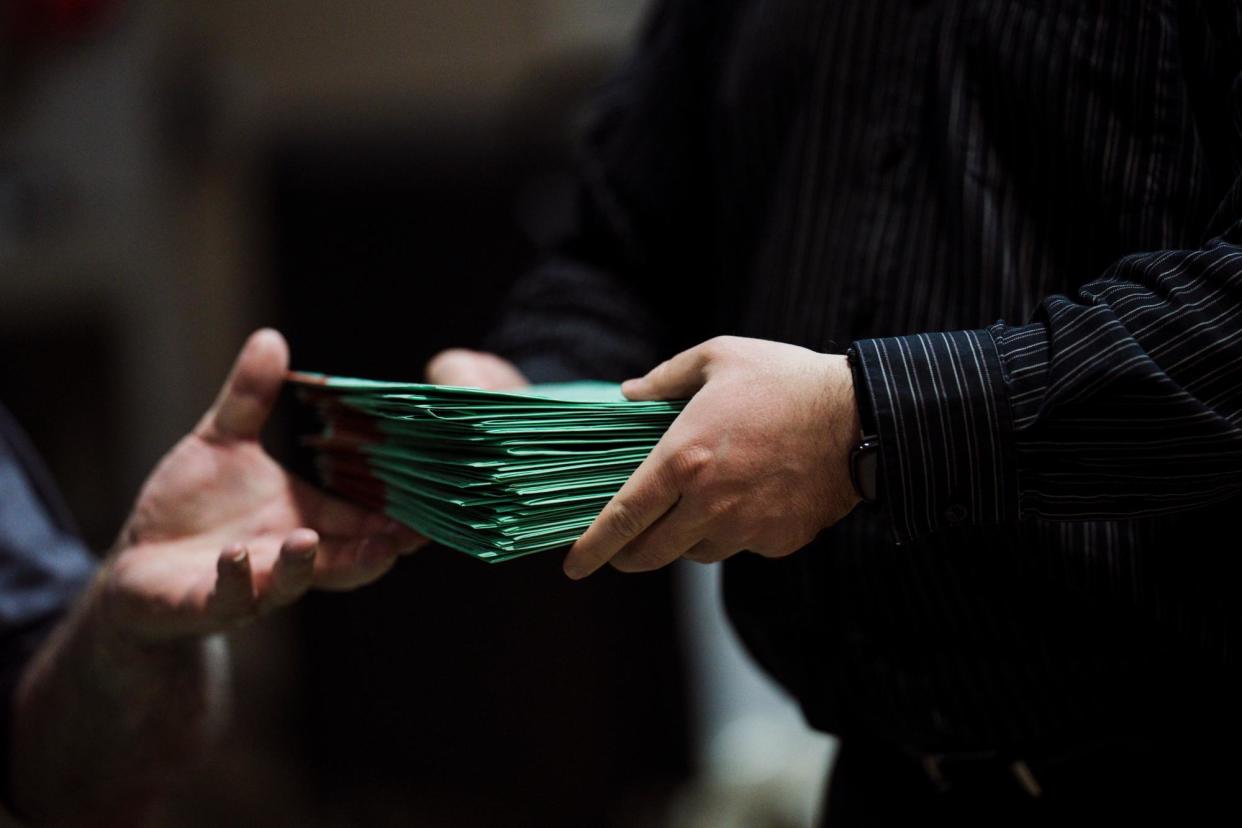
[735,524,767,554]
[754,531,809,558]
[606,500,645,542]
[703,335,738,359]
[670,443,714,484]
[704,495,738,522]
[615,543,669,572]
[684,541,721,564]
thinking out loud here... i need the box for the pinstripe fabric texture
[489,0,1242,752]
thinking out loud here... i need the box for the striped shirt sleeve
[854,187,1242,544]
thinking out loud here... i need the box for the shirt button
[943,503,968,525]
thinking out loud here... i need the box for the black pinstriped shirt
[490,0,1242,754]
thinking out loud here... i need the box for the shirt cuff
[851,327,1021,543]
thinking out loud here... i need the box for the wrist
[75,559,213,688]
[71,567,227,751]
[12,569,225,824]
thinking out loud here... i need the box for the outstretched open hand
[103,329,424,641]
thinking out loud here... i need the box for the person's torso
[703,0,1242,752]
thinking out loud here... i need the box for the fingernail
[288,542,317,561]
[226,545,249,565]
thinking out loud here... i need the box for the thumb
[621,345,711,401]
[196,328,289,443]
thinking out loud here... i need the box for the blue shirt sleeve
[0,404,97,810]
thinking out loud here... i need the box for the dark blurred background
[0,2,832,825]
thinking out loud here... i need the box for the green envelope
[289,371,685,562]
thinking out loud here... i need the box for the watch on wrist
[850,436,880,504]
[844,346,881,505]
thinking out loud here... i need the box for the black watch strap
[845,346,881,504]
[850,436,881,503]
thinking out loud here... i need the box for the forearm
[10,569,228,824]
[853,228,1242,542]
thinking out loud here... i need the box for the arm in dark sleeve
[487,0,729,382]
[851,63,1242,543]
[0,405,96,812]
[853,208,1242,542]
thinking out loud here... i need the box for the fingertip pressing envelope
[288,371,685,563]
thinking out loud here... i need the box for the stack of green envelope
[289,372,685,563]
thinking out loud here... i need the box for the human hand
[425,348,529,390]
[100,329,425,642]
[562,336,861,579]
